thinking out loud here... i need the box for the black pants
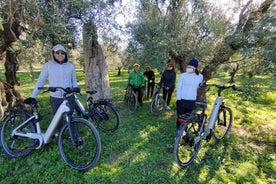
[162,87,174,106]
[50,95,75,133]
[147,82,154,98]
[133,87,143,105]
[176,100,195,129]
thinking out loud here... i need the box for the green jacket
[128,70,145,87]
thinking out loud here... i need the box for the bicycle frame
[74,94,103,119]
[74,94,90,118]
[205,96,222,133]
[153,86,161,99]
[203,84,239,137]
[125,85,134,98]
[74,93,115,123]
[11,99,71,149]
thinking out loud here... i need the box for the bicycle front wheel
[150,95,165,115]
[92,102,120,132]
[173,119,202,168]
[58,117,101,172]
[127,91,137,113]
[0,111,35,158]
[213,106,233,141]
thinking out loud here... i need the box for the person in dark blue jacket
[159,62,176,110]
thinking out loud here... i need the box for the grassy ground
[0,70,275,184]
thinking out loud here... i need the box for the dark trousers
[133,87,143,105]
[50,95,75,133]
[147,82,154,98]
[176,100,195,129]
[162,87,174,106]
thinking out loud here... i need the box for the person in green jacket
[128,63,145,106]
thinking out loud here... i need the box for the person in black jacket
[159,62,176,110]
[144,66,155,98]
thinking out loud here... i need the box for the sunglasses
[54,51,65,55]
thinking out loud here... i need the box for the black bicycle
[150,83,165,115]
[124,84,138,113]
[74,90,120,132]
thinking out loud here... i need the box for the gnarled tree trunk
[83,22,110,101]
[0,20,25,117]
[5,48,20,86]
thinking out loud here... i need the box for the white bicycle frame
[204,96,222,136]
[11,99,70,149]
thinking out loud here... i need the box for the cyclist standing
[30,44,79,133]
[128,63,145,106]
[176,58,203,129]
[143,66,155,98]
[159,62,176,111]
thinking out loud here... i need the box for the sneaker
[165,106,171,110]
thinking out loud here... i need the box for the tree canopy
[124,0,275,75]
[0,0,275,114]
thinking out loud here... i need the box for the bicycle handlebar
[200,83,242,92]
[38,87,81,95]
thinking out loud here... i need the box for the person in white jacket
[176,58,203,129]
[30,44,79,133]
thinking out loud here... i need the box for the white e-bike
[0,87,101,172]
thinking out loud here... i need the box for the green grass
[0,70,275,184]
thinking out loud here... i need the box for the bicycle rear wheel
[213,106,233,141]
[127,91,137,113]
[150,94,165,115]
[173,119,202,168]
[0,111,35,158]
[58,117,101,172]
[92,102,120,132]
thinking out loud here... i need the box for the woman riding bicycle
[176,58,203,129]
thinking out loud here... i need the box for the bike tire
[213,106,233,141]
[150,94,165,115]
[92,102,120,132]
[0,110,35,158]
[127,91,137,113]
[58,117,101,172]
[173,119,202,168]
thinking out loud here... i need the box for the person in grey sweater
[30,44,78,133]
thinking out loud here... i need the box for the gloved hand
[24,97,37,104]
[73,87,80,93]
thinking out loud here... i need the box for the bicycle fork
[66,115,83,147]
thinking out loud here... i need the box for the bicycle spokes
[58,118,101,172]
[174,120,202,168]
